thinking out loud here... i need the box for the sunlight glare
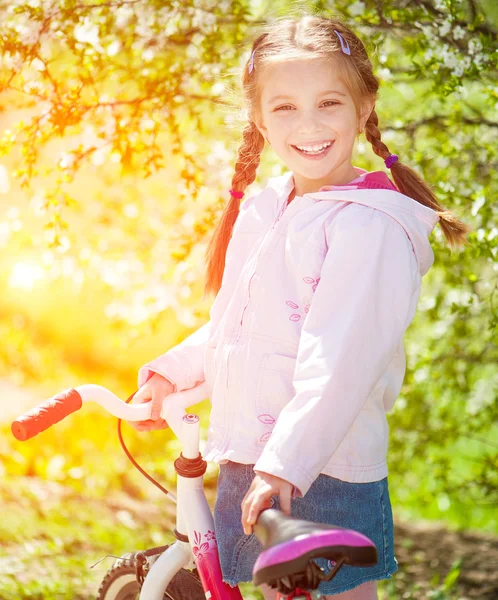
[8,261,45,290]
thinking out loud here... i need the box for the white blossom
[21,21,43,45]
[59,153,75,169]
[107,40,121,57]
[74,17,103,52]
[23,81,44,94]
[453,25,466,40]
[30,57,45,71]
[466,374,498,415]
[468,38,483,55]
[472,53,487,67]
[219,0,232,12]
[2,52,24,72]
[440,44,459,69]
[348,1,366,17]
[377,67,392,81]
[135,4,156,39]
[115,4,134,28]
[452,62,464,77]
[438,20,452,37]
[420,24,437,40]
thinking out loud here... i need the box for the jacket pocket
[255,353,296,446]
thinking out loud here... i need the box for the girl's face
[254,58,374,197]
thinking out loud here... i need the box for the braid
[363,109,391,164]
[203,121,265,298]
[232,120,265,192]
[364,110,472,248]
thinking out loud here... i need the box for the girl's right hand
[128,372,175,432]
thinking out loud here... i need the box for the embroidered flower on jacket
[285,276,321,321]
[308,276,321,293]
[258,414,275,443]
[258,414,275,425]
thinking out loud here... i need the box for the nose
[297,110,326,136]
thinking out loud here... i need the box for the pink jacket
[138,167,439,497]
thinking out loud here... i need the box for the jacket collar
[271,168,439,276]
[279,167,399,197]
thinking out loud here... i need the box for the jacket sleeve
[138,320,212,392]
[138,191,261,393]
[253,205,418,498]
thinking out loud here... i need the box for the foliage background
[0,0,497,598]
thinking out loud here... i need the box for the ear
[359,96,376,130]
[252,112,269,143]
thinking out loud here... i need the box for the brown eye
[275,100,340,111]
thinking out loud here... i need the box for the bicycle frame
[134,383,244,600]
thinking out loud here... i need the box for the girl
[130,14,470,600]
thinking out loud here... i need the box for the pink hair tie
[229,189,244,199]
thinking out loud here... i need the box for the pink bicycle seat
[252,509,377,590]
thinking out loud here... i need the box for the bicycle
[11,380,379,600]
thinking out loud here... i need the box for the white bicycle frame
[75,381,245,600]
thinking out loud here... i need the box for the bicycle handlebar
[11,381,210,446]
[11,388,83,441]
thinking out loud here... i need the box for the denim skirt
[213,461,398,596]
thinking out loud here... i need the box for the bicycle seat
[252,509,377,589]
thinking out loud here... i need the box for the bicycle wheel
[96,549,205,600]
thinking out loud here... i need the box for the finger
[128,422,149,432]
[150,390,163,421]
[130,419,153,430]
[245,493,267,535]
[241,490,255,534]
[148,418,168,430]
[137,418,168,430]
[129,418,156,429]
[241,479,256,511]
[279,486,292,516]
[246,486,273,534]
[131,388,150,405]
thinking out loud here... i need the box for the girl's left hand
[241,471,293,535]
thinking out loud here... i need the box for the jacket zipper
[225,202,287,393]
[219,199,291,456]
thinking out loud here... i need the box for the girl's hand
[128,372,175,432]
[241,471,293,535]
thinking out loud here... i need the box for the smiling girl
[131,13,470,600]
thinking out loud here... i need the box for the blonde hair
[203,14,472,299]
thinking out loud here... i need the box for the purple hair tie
[385,154,399,169]
[229,189,244,199]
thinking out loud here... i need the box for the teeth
[296,141,332,152]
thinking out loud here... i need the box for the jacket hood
[271,167,440,276]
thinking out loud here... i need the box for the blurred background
[0,0,497,598]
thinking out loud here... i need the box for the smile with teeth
[293,141,333,155]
